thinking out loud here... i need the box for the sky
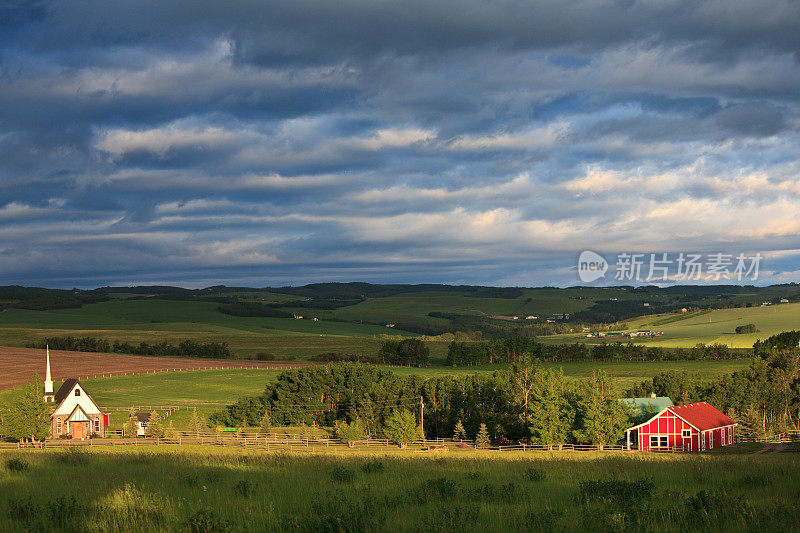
[1,0,800,288]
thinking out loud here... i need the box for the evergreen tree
[529,368,573,450]
[475,422,491,448]
[259,409,272,437]
[189,407,205,437]
[453,419,467,441]
[164,420,178,440]
[123,407,138,437]
[574,371,628,449]
[146,410,163,438]
[0,373,51,442]
[740,405,765,439]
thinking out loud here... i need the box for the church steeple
[44,345,54,398]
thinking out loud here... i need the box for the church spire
[44,345,53,396]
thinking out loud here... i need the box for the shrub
[55,446,90,466]
[5,458,29,472]
[233,480,253,497]
[525,467,545,482]
[329,466,356,483]
[46,496,86,521]
[425,477,459,498]
[7,498,37,523]
[578,478,654,505]
[186,508,230,533]
[361,459,384,474]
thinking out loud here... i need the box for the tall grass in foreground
[1,446,798,532]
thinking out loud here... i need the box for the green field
[1,446,798,531]
[1,286,799,358]
[549,302,800,348]
[0,298,418,360]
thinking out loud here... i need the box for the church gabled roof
[51,378,101,417]
[54,378,80,404]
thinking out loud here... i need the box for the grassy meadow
[1,445,798,532]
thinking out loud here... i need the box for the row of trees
[446,338,740,366]
[28,336,232,359]
[378,338,430,367]
[210,362,632,447]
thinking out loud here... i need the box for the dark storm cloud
[1,1,800,287]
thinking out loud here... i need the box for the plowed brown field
[0,346,307,390]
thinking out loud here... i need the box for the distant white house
[135,413,152,436]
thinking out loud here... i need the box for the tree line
[445,338,742,366]
[210,362,631,448]
[27,336,232,359]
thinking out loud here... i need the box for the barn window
[682,429,691,438]
[649,435,668,448]
[74,389,81,396]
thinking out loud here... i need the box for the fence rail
[0,433,645,453]
[7,430,786,452]
[735,431,800,444]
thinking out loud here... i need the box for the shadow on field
[1,448,799,532]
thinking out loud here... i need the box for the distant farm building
[626,401,736,452]
[135,413,152,436]
[43,349,104,439]
[620,395,673,418]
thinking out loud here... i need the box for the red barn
[626,401,736,451]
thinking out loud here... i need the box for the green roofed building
[619,395,674,417]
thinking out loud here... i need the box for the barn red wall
[635,409,735,451]
[638,411,696,451]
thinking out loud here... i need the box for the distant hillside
[2,283,800,339]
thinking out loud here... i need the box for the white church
[43,348,105,439]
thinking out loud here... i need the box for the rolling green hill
[1,283,799,356]
[548,301,800,348]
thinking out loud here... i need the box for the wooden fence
[69,364,303,382]
[1,433,642,453]
[735,430,800,444]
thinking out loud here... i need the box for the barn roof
[668,402,736,431]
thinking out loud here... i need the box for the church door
[72,422,84,440]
